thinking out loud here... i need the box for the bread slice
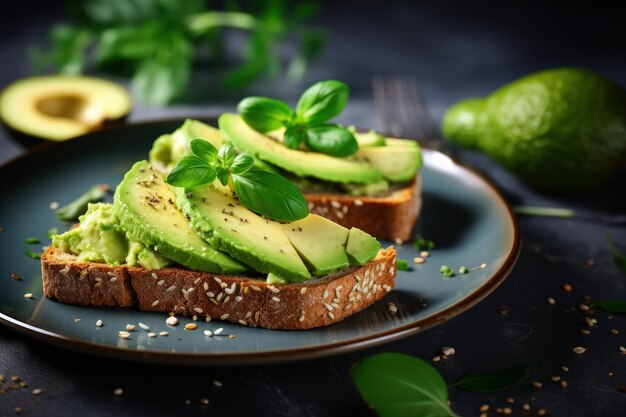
[41,246,397,330]
[305,174,421,244]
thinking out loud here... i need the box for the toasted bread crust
[305,174,421,244]
[41,246,397,329]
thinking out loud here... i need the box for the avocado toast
[149,80,423,244]
[42,137,398,329]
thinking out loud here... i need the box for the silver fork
[372,77,452,154]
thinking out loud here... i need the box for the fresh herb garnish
[513,206,575,218]
[396,259,409,271]
[31,1,325,105]
[167,140,308,222]
[46,227,58,240]
[54,184,109,221]
[351,352,458,417]
[606,231,626,274]
[25,237,41,244]
[458,266,469,274]
[450,363,538,392]
[592,300,626,314]
[25,249,41,259]
[440,265,455,277]
[413,238,435,251]
[237,80,358,157]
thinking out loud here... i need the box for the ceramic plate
[0,119,519,365]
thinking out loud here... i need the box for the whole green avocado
[442,68,626,193]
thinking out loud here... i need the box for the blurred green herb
[30,0,326,105]
[606,231,626,274]
[450,363,538,392]
[55,184,110,221]
[396,258,409,271]
[592,300,626,314]
[413,237,435,251]
[25,249,41,260]
[25,237,41,244]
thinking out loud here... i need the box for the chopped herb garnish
[440,265,455,277]
[451,363,538,392]
[413,238,435,251]
[55,184,110,221]
[238,80,358,157]
[25,249,41,259]
[25,237,40,244]
[396,258,409,271]
[458,266,469,274]
[513,205,574,218]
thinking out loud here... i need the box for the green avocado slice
[346,227,381,266]
[219,113,383,184]
[113,160,247,273]
[282,214,350,276]
[356,145,422,183]
[175,182,311,282]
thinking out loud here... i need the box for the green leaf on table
[592,300,626,314]
[606,231,626,274]
[450,363,537,392]
[238,97,294,132]
[296,80,349,124]
[350,352,458,417]
[166,156,216,188]
[231,169,309,222]
[55,184,109,221]
[305,124,358,156]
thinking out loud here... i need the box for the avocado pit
[35,94,105,128]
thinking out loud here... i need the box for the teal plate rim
[0,118,521,366]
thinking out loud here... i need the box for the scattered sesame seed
[537,408,546,416]
[184,323,197,330]
[432,355,441,362]
[74,318,81,323]
[10,273,20,281]
[547,297,556,304]
[394,237,403,245]
[200,398,210,405]
[272,296,280,302]
[118,331,131,339]
[204,330,213,336]
[532,381,542,388]
[151,272,158,279]
[561,366,569,372]
[413,257,425,264]
[213,380,223,387]
[164,316,178,326]
[611,329,619,335]
[32,388,43,396]
[125,324,135,331]
[580,329,591,335]
[572,346,586,354]
[235,295,242,302]
[166,285,176,292]
[479,405,490,412]
[620,346,626,353]
[113,388,123,396]
[579,303,589,311]
[193,307,204,314]
[550,375,561,382]
[214,327,224,335]
[522,403,531,411]
[442,346,455,356]
[560,380,568,388]
[148,332,157,338]
[563,283,573,292]
[220,314,229,320]
[159,331,169,337]
[388,302,398,314]
[502,407,512,415]
[24,293,33,299]
[354,199,363,206]
[96,320,103,327]
[49,202,60,210]
[138,322,150,331]
[157,279,165,286]
[498,306,508,315]
[420,251,430,258]
[151,300,160,307]
[12,376,21,382]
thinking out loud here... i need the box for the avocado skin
[219,113,383,184]
[114,160,247,273]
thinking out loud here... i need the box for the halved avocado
[0,75,131,142]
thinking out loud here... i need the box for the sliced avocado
[177,118,225,149]
[356,145,422,183]
[113,160,246,273]
[267,272,288,284]
[282,214,350,275]
[175,182,311,282]
[346,227,381,266]
[0,75,131,141]
[219,113,383,184]
[354,130,386,147]
[385,137,420,147]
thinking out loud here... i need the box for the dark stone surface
[1,1,625,416]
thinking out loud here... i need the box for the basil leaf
[284,125,307,149]
[296,80,349,124]
[593,300,626,314]
[231,169,308,222]
[305,125,358,156]
[238,97,294,132]
[451,363,537,393]
[231,154,255,175]
[190,139,218,164]
[216,166,230,187]
[351,352,457,417]
[218,143,236,168]
[166,155,216,188]
[55,184,109,221]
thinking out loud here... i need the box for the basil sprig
[166,140,308,222]
[237,80,358,157]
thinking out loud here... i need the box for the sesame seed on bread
[41,246,397,330]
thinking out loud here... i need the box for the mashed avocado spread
[52,202,170,270]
